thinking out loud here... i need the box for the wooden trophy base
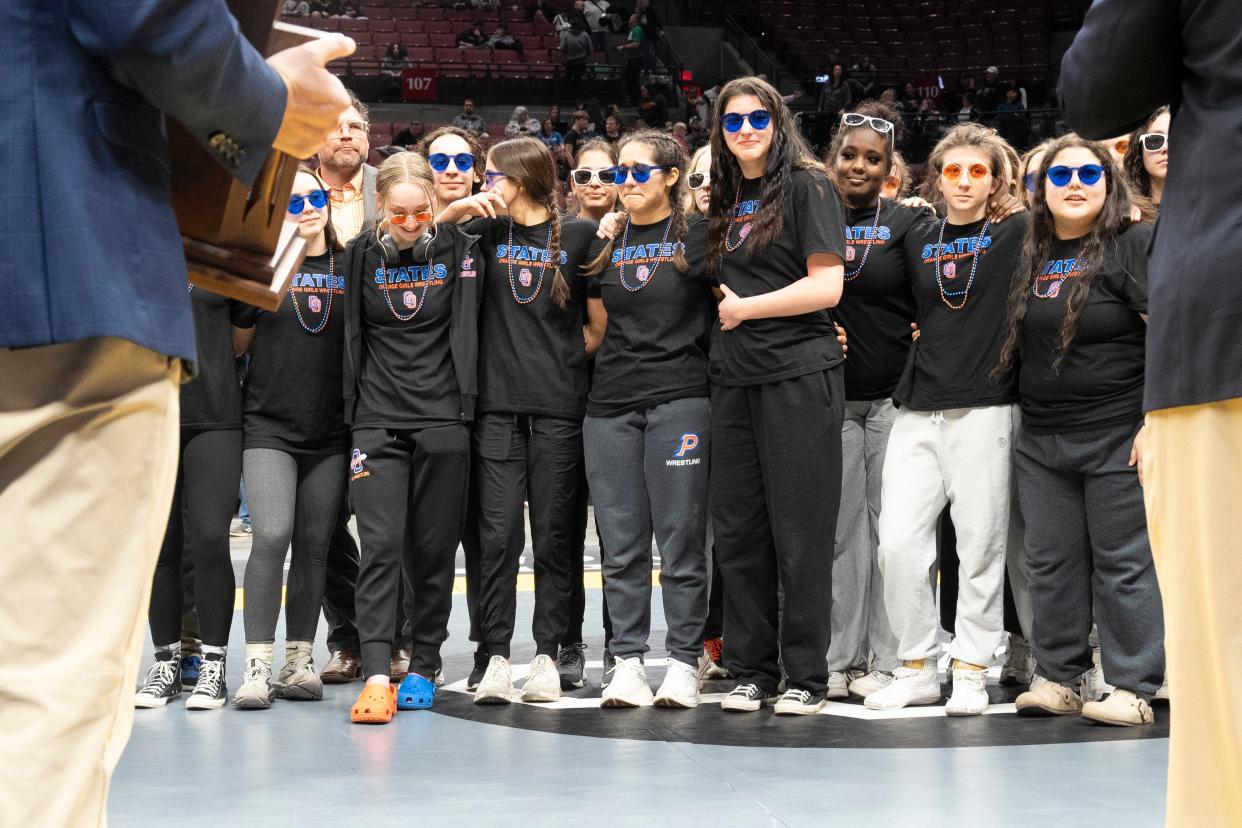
[185,218,306,311]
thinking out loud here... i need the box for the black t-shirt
[1019,224,1151,433]
[895,212,1027,411]
[354,233,461,429]
[236,252,347,453]
[709,168,848,386]
[181,288,244,431]
[468,215,598,417]
[586,216,716,417]
[834,199,931,400]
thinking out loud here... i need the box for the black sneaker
[721,683,778,712]
[556,643,587,689]
[774,688,827,716]
[467,648,489,692]
[186,656,227,710]
[134,654,181,708]
[600,651,617,689]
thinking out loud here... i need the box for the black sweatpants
[1015,422,1165,697]
[711,368,845,695]
[350,425,470,679]
[149,428,241,648]
[564,461,614,648]
[472,412,582,659]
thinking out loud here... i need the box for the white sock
[202,644,227,662]
[285,641,313,666]
[245,643,273,670]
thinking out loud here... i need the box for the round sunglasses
[288,189,329,215]
[602,164,672,185]
[481,171,508,189]
[1046,164,1106,187]
[388,211,434,228]
[942,163,990,182]
[1139,133,1168,153]
[570,168,615,187]
[428,152,476,173]
[687,171,710,190]
[719,109,771,133]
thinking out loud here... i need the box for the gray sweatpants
[584,397,710,667]
[827,398,900,673]
[1015,422,1165,697]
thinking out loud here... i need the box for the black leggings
[149,429,242,648]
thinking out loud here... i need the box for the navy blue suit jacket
[1,1,287,362]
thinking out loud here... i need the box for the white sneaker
[774,688,827,716]
[654,659,700,708]
[999,634,1035,686]
[864,664,940,710]
[1079,663,1114,703]
[848,670,894,699]
[600,656,652,708]
[826,671,850,700]
[521,654,562,703]
[944,668,990,716]
[474,655,513,705]
[276,655,323,701]
[233,659,274,709]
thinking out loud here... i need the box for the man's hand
[268,34,357,159]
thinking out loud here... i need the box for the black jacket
[342,224,483,427]
[1059,0,1242,410]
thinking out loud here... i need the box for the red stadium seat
[429,33,458,48]
[409,47,435,64]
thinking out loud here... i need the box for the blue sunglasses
[602,164,673,184]
[1022,172,1037,193]
[1047,164,1106,187]
[428,152,476,173]
[720,109,772,133]
[288,189,329,215]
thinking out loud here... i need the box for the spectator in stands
[505,105,541,137]
[671,121,690,152]
[687,115,708,151]
[547,105,569,135]
[489,22,523,53]
[616,14,649,102]
[472,0,501,10]
[564,109,595,158]
[583,0,611,51]
[560,20,594,93]
[818,63,852,120]
[851,56,878,100]
[308,0,335,18]
[458,22,488,48]
[634,0,662,36]
[637,83,669,128]
[956,93,980,124]
[392,119,426,148]
[528,0,554,24]
[902,82,919,113]
[340,0,365,18]
[539,119,564,149]
[602,113,624,144]
[694,83,720,125]
[977,65,1002,115]
[283,0,311,16]
[995,85,1030,148]
[379,43,411,102]
[555,1,592,36]
[453,98,489,135]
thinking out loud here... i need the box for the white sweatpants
[877,404,1019,666]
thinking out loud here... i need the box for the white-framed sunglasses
[1139,132,1168,153]
[841,112,895,142]
[570,168,615,187]
[687,171,710,190]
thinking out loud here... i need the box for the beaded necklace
[618,214,675,292]
[843,201,882,282]
[290,249,334,334]
[934,216,992,310]
[724,183,756,253]
[1031,249,1080,300]
[508,218,555,304]
[378,235,434,322]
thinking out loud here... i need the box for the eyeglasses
[481,171,508,189]
[1111,138,1131,156]
[570,168,614,187]
[1139,133,1168,153]
[942,163,990,182]
[1046,164,1106,187]
[841,112,895,141]
[388,211,434,227]
[334,120,367,137]
[719,109,772,133]
[288,189,329,215]
[428,152,476,173]
[1022,172,1037,193]
[687,172,710,190]
[601,164,672,184]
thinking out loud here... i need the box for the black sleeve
[232,305,259,329]
[1117,223,1152,314]
[792,170,848,261]
[1058,0,1183,139]
[461,216,495,236]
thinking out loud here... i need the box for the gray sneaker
[234,659,275,709]
[276,654,323,701]
[556,643,587,689]
[600,651,617,689]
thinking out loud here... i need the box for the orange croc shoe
[350,683,397,724]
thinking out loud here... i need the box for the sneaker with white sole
[720,683,778,712]
[601,656,652,708]
[774,688,827,715]
[698,638,729,680]
[134,656,182,708]
[1081,689,1155,726]
[276,655,323,701]
[864,664,941,710]
[556,643,587,690]
[1015,674,1083,717]
[600,651,617,689]
[1000,634,1035,686]
[945,668,990,716]
[474,656,513,705]
[467,648,489,692]
[521,654,562,703]
[185,656,227,710]
[848,669,894,699]
[1079,663,1115,703]
[233,660,275,709]
[654,659,700,708]
[826,671,850,700]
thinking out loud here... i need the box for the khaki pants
[0,338,181,828]
[1143,397,1242,827]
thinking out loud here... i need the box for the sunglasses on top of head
[601,164,673,185]
[428,152,476,173]
[288,189,329,215]
[719,109,772,133]
[941,163,990,182]
[687,171,710,190]
[1046,164,1106,187]
[841,112,895,141]
[387,211,434,228]
[1139,132,1168,153]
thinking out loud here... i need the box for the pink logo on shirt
[943,261,957,279]
[519,268,533,287]
[309,295,323,313]
[403,291,417,309]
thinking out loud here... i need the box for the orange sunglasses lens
[390,212,432,227]
[943,163,989,181]
[1114,139,1130,155]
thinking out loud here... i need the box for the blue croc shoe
[397,672,436,710]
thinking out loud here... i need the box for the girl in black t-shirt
[230,168,348,709]
[704,77,848,716]
[437,137,598,706]
[342,153,483,724]
[582,130,717,708]
[997,134,1164,726]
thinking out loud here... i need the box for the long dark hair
[1121,105,1168,220]
[488,136,571,308]
[825,98,903,202]
[706,76,826,274]
[996,134,1135,377]
[586,129,690,276]
[296,164,343,252]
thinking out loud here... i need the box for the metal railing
[722,15,781,87]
